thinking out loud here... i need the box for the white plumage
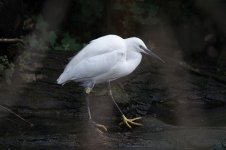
[57,34,163,89]
[57,34,164,131]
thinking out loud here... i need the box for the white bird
[57,35,164,132]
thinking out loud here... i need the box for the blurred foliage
[127,1,160,24]
[52,32,83,51]
[29,15,83,51]
[61,0,197,39]
[12,0,197,53]
[0,55,9,76]
[0,0,225,70]
[0,0,199,52]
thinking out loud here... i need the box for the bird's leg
[85,93,107,134]
[108,82,143,128]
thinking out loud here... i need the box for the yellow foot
[122,115,143,128]
[93,122,108,134]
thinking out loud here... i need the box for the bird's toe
[122,115,143,129]
[91,122,108,134]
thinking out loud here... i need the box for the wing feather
[65,35,125,70]
[57,35,126,84]
[58,49,125,84]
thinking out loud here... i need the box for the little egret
[57,35,164,132]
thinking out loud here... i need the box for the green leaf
[35,15,48,32]
[49,31,57,47]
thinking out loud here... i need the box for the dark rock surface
[0,50,226,149]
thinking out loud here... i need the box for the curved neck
[126,51,142,72]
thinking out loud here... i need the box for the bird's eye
[139,45,143,49]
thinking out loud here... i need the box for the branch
[0,104,33,127]
[0,38,24,44]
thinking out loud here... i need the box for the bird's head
[125,37,165,63]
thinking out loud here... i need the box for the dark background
[0,0,226,149]
[0,0,226,71]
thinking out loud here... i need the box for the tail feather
[57,73,69,85]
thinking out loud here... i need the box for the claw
[92,122,108,134]
[122,115,143,128]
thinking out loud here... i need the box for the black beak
[142,47,165,63]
